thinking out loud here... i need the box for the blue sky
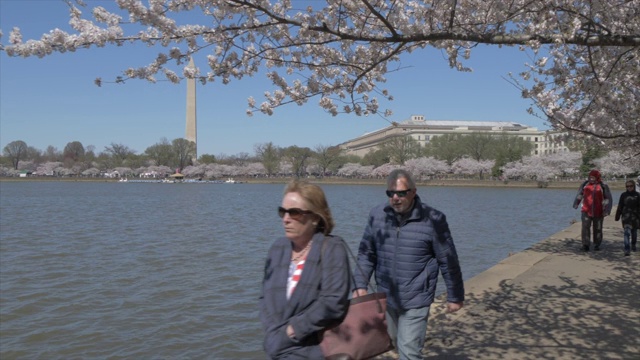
[0,0,550,157]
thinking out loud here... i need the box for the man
[353,169,464,359]
[572,169,613,252]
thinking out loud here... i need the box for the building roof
[400,118,531,128]
[353,115,539,140]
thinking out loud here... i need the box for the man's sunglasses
[386,189,412,198]
[278,206,314,220]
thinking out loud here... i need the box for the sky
[0,0,551,158]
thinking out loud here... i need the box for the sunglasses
[386,189,412,198]
[278,206,313,220]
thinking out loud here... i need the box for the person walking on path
[573,169,613,252]
[615,180,640,256]
[353,169,464,360]
[259,180,351,359]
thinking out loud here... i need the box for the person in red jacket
[573,169,613,252]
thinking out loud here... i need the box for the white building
[538,130,571,156]
[339,115,569,157]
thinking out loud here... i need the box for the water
[0,181,579,359]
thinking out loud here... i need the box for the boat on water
[225,178,237,184]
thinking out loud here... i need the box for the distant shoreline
[1,176,630,190]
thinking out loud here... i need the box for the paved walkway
[378,214,640,359]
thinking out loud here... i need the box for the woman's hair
[284,179,334,235]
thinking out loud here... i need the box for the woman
[615,180,640,256]
[260,180,351,359]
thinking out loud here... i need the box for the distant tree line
[1,135,638,182]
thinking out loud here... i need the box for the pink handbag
[319,238,394,360]
[319,292,393,360]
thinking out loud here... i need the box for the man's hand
[286,324,296,340]
[352,289,367,298]
[446,301,464,313]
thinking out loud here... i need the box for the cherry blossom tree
[151,165,173,176]
[133,166,147,176]
[114,166,134,177]
[57,167,76,177]
[371,163,400,178]
[404,157,450,179]
[242,162,266,177]
[2,1,637,152]
[593,151,636,177]
[35,161,63,176]
[540,151,582,179]
[451,157,495,178]
[204,163,224,178]
[337,163,373,177]
[201,162,245,178]
[1,167,20,177]
[306,162,322,176]
[16,160,36,172]
[278,161,293,176]
[82,167,101,177]
[182,164,206,177]
[502,156,560,181]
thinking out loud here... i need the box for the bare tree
[172,138,196,171]
[104,143,136,167]
[254,142,281,177]
[231,152,252,167]
[380,136,422,164]
[283,146,313,178]
[314,144,343,177]
[426,134,466,166]
[44,145,62,162]
[145,138,175,167]
[63,141,85,162]
[492,135,534,176]
[3,140,28,170]
[462,133,495,161]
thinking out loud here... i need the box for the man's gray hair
[387,169,416,190]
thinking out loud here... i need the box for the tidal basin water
[0,181,581,359]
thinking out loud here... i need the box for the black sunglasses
[278,206,313,220]
[386,189,412,198]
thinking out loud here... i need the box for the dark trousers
[581,212,603,248]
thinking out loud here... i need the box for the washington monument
[185,57,197,160]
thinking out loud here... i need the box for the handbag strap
[320,236,376,294]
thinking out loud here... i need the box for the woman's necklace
[292,240,313,262]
